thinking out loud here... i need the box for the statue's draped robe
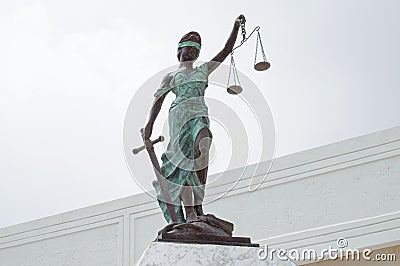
[153,62,211,223]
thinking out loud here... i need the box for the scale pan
[254,61,270,71]
[227,85,243,95]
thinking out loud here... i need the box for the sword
[132,129,178,223]
[132,135,164,154]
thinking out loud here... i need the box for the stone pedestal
[136,242,297,266]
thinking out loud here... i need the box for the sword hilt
[132,130,164,155]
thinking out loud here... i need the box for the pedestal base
[137,242,297,266]
[157,232,259,247]
[155,214,258,247]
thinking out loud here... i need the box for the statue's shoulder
[161,72,174,88]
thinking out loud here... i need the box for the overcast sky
[1,0,399,229]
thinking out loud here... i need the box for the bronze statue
[144,15,245,223]
[137,15,263,245]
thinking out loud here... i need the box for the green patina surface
[153,62,211,223]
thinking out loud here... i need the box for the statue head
[177,31,201,62]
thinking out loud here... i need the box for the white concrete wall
[1,126,399,265]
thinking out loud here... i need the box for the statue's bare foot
[185,212,198,223]
[184,205,199,223]
[195,205,205,216]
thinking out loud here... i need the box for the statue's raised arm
[207,14,246,74]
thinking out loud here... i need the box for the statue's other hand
[143,124,153,140]
[237,14,246,24]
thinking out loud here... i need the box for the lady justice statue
[138,15,263,242]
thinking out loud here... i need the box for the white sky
[1,0,399,229]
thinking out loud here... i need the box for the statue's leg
[181,181,197,222]
[153,180,186,223]
[194,124,212,216]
